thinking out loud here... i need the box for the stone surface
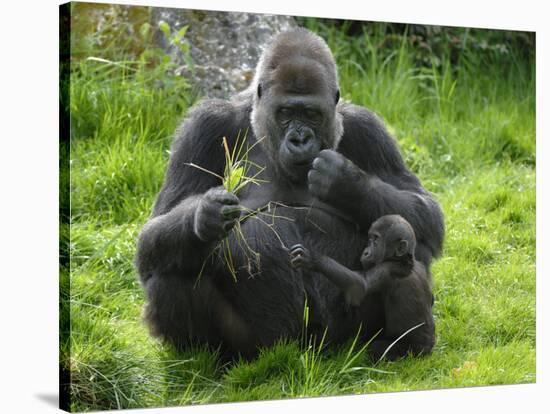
[151,8,297,98]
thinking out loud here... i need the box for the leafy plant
[186,133,267,281]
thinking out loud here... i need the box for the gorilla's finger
[291,247,305,256]
[308,182,323,197]
[199,223,225,242]
[290,244,305,251]
[318,149,344,167]
[202,206,224,221]
[312,156,328,171]
[307,169,322,183]
[318,149,337,160]
[221,205,242,219]
[203,219,224,233]
[209,187,239,205]
[223,219,237,232]
[218,191,239,205]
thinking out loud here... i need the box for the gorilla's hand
[289,244,316,270]
[308,149,366,206]
[193,187,241,243]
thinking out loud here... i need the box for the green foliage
[300,18,535,72]
[64,12,535,412]
[70,3,151,61]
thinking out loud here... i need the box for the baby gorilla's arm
[290,244,396,307]
[315,255,368,306]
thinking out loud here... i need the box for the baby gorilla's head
[361,215,416,269]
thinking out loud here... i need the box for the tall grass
[63,18,535,412]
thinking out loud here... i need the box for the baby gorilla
[290,214,435,360]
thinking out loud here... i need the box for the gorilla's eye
[370,234,379,246]
[305,108,321,122]
[278,107,292,118]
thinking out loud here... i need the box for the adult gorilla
[136,28,444,360]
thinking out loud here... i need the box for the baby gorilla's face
[361,215,417,270]
[360,246,374,269]
[360,235,384,270]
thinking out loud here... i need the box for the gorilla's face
[251,56,342,184]
[360,215,417,270]
[273,94,331,179]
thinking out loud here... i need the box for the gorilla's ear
[257,83,263,99]
[395,239,409,257]
[335,89,340,105]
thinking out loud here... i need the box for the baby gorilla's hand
[289,244,315,270]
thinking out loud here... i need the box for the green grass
[62,22,535,412]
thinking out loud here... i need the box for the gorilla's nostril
[289,136,300,146]
[289,133,310,147]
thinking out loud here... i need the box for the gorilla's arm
[309,105,444,266]
[135,100,245,282]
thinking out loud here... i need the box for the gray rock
[151,7,297,98]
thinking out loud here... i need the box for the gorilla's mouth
[294,158,313,167]
[280,156,314,183]
[279,147,318,181]
[361,248,374,263]
[289,151,318,167]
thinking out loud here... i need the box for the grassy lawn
[61,20,535,411]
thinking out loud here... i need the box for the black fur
[136,28,444,360]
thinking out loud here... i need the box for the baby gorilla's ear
[395,239,409,257]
